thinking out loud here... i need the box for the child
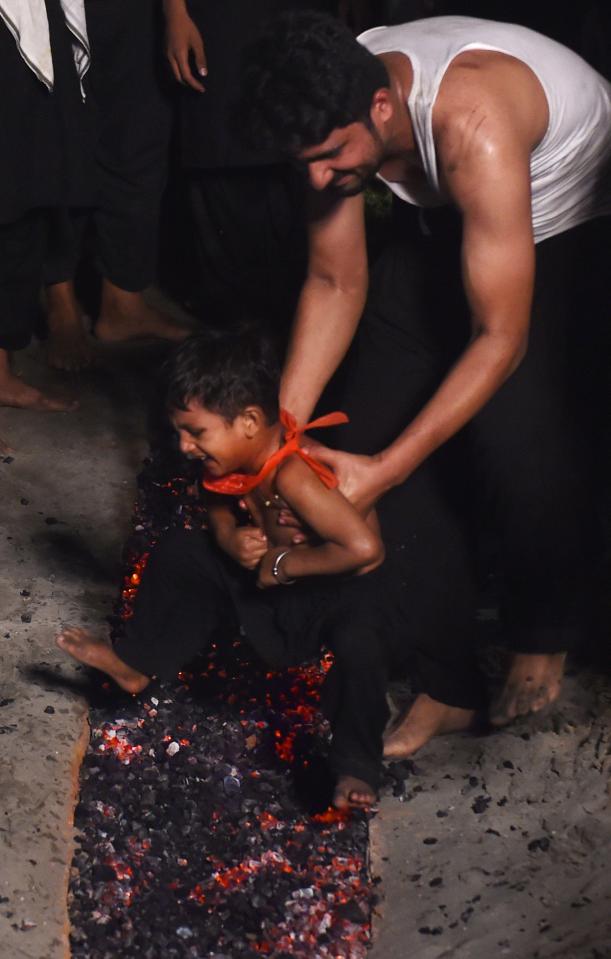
[57,332,406,809]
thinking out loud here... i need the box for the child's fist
[223,527,267,570]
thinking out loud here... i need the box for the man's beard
[329,164,380,197]
[329,124,385,196]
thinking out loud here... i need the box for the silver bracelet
[272,549,296,585]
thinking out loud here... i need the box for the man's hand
[276,443,388,529]
[163,0,207,92]
[217,526,268,571]
[297,444,387,515]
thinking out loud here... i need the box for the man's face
[171,402,249,478]
[297,120,386,196]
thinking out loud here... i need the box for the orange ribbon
[202,409,349,496]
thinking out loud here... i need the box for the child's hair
[163,330,281,424]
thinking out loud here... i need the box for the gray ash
[68,452,374,959]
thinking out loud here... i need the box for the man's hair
[163,331,280,424]
[240,11,389,155]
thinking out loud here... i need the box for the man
[241,13,611,755]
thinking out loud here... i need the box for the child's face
[170,402,255,477]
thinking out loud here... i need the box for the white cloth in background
[0,0,89,93]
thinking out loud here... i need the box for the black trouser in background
[116,527,408,790]
[0,0,93,351]
[183,166,307,340]
[44,0,171,292]
[331,207,610,707]
[0,215,49,352]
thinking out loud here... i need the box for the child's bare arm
[257,457,384,586]
[207,495,267,571]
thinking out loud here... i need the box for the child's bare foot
[383,693,475,759]
[95,280,190,344]
[56,626,150,694]
[333,775,377,810]
[489,652,566,727]
[46,281,93,371]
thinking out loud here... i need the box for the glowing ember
[97,724,143,764]
[120,553,150,619]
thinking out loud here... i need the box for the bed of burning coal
[68,451,409,959]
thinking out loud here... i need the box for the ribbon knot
[202,409,348,496]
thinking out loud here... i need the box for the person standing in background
[0,0,92,416]
[43,0,187,373]
[160,0,325,340]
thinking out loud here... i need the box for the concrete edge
[61,713,91,959]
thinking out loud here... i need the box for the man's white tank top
[359,17,611,243]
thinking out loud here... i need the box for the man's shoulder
[435,50,548,146]
[432,57,546,190]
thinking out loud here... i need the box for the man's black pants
[116,527,406,790]
[332,208,610,707]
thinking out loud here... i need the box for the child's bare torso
[244,472,382,565]
[244,487,303,549]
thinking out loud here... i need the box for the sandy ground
[0,333,610,959]
[0,340,152,959]
[370,671,611,959]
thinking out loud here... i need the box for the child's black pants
[116,527,405,790]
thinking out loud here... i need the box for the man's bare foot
[0,436,12,455]
[383,693,476,760]
[56,626,150,694]
[0,352,78,411]
[0,375,77,411]
[489,652,566,727]
[333,775,377,811]
[46,281,93,371]
[95,280,190,344]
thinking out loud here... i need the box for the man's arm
[373,109,535,493]
[310,102,538,511]
[280,190,368,424]
[257,457,384,586]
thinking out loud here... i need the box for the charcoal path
[67,444,374,959]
